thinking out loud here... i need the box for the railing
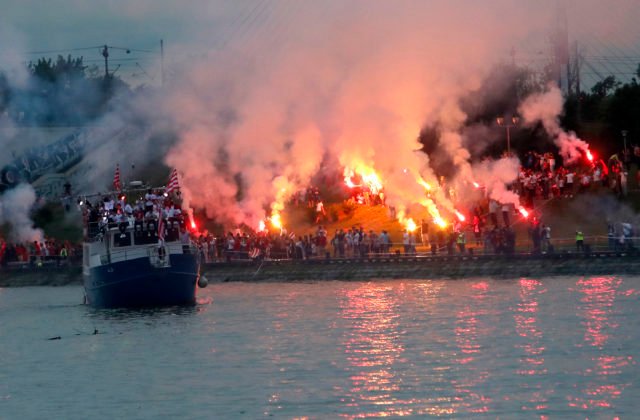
[2,235,636,270]
[196,235,638,263]
[0,254,82,270]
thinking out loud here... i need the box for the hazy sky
[1,0,639,87]
[1,0,640,236]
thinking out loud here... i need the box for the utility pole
[575,41,582,122]
[102,45,109,79]
[552,1,569,93]
[160,39,165,87]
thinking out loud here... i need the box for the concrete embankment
[0,265,82,287]
[2,252,640,287]
[203,252,640,283]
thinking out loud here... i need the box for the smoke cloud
[3,0,640,233]
[0,183,43,243]
[156,1,550,227]
[519,84,590,163]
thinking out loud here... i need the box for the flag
[158,217,165,244]
[249,248,261,259]
[165,168,180,194]
[113,164,121,191]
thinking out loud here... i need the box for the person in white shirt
[565,171,575,197]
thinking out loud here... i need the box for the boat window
[114,232,132,247]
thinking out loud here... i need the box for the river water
[1,276,639,419]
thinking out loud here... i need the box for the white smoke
[0,184,43,243]
[518,84,591,164]
[472,157,522,208]
[3,0,639,234]
[157,1,551,228]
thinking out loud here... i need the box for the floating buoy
[198,275,208,288]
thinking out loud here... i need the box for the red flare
[586,150,594,162]
[472,181,480,188]
[455,210,466,222]
[519,207,529,218]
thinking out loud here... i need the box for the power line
[23,46,104,55]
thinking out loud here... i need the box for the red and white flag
[113,164,121,191]
[165,168,180,194]
[158,216,165,244]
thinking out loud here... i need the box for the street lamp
[496,115,520,156]
[621,130,630,165]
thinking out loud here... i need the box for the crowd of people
[517,150,628,209]
[82,188,187,242]
[0,237,80,267]
[4,146,640,270]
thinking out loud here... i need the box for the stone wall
[2,252,640,287]
[0,265,82,287]
[203,253,640,283]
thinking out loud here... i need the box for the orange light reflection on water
[339,283,455,418]
[452,281,491,414]
[567,277,633,411]
[513,278,550,412]
[340,284,408,417]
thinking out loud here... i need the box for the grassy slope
[282,188,640,250]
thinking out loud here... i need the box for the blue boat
[81,186,204,308]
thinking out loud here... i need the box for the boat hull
[84,253,199,308]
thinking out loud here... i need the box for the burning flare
[586,150,594,162]
[519,207,529,218]
[455,210,466,222]
[343,165,383,194]
[258,220,266,232]
[404,218,418,232]
[270,213,283,230]
[417,177,432,191]
[186,208,197,231]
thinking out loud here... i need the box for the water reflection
[85,304,200,321]
[340,283,410,417]
[569,277,632,410]
[513,278,549,412]
[452,281,491,414]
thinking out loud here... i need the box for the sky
[2,0,639,87]
[1,0,640,239]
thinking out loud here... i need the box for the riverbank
[4,251,639,287]
[0,265,82,287]
[203,252,640,283]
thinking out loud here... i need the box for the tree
[16,54,132,125]
[591,76,620,98]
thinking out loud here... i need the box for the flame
[187,208,197,231]
[404,218,418,232]
[270,213,283,230]
[345,176,357,188]
[586,150,594,162]
[420,198,447,229]
[519,207,529,218]
[472,181,480,188]
[434,216,447,228]
[455,210,466,222]
[344,165,383,194]
[361,172,383,194]
[344,167,359,188]
[258,220,266,232]
[417,177,432,191]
